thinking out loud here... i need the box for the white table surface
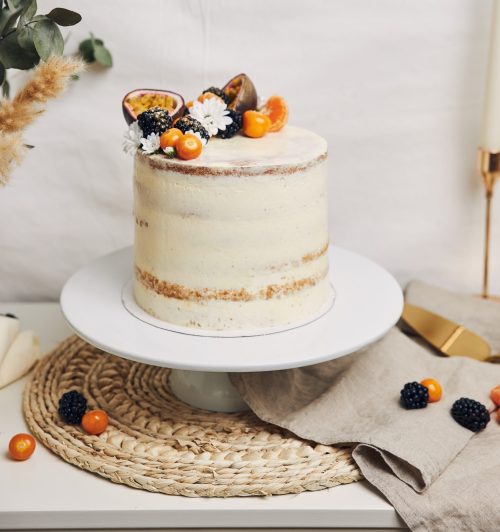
[0,302,406,531]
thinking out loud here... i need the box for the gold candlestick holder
[478,148,500,299]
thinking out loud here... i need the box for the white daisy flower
[140,133,160,154]
[123,121,143,154]
[189,98,233,136]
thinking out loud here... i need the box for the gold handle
[402,303,493,362]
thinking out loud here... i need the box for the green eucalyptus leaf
[24,0,37,18]
[9,0,26,8]
[0,62,5,85]
[30,14,46,22]
[78,33,110,66]
[2,79,10,98]
[0,30,38,68]
[17,25,36,53]
[46,7,81,26]
[0,5,22,35]
[18,0,36,27]
[12,0,32,10]
[33,18,63,60]
[93,43,112,67]
[78,37,94,62]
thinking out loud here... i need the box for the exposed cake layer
[134,277,330,330]
[133,126,329,330]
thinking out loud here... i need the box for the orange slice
[261,95,288,132]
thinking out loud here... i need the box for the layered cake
[123,75,330,331]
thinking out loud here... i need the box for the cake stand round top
[60,246,403,373]
[138,126,327,174]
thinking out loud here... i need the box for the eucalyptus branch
[0,4,82,79]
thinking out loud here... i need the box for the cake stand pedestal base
[168,369,249,412]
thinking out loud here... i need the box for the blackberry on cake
[217,109,242,139]
[175,116,210,145]
[137,106,172,138]
[400,381,429,409]
[451,397,490,432]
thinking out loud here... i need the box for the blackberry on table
[451,397,490,432]
[217,109,242,139]
[58,390,87,424]
[175,116,210,145]
[400,381,429,409]
[137,107,172,138]
[203,86,230,105]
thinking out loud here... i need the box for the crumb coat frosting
[133,126,330,330]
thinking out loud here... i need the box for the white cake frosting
[133,126,329,331]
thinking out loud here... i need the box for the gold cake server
[402,303,499,362]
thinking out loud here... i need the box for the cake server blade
[401,303,492,362]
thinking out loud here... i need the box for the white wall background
[1,0,499,301]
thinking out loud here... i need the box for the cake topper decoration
[139,133,161,155]
[188,98,233,136]
[122,74,288,160]
[174,116,209,146]
[221,73,258,113]
[122,121,142,154]
[122,89,185,125]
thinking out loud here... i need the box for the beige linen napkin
[0,314,41,388]
[232,281,500,532]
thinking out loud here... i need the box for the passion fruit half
[222,74,257,114]
[122,89,185,125]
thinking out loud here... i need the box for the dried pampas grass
[0,56,84,185]
[0,132,26,187]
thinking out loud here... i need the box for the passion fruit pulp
[222,74,257,114]
[122,89,185,125]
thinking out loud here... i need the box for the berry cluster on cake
[122,74,330,332]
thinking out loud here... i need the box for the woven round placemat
[23,336,362,497]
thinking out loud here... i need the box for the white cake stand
[60,246,403,412]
